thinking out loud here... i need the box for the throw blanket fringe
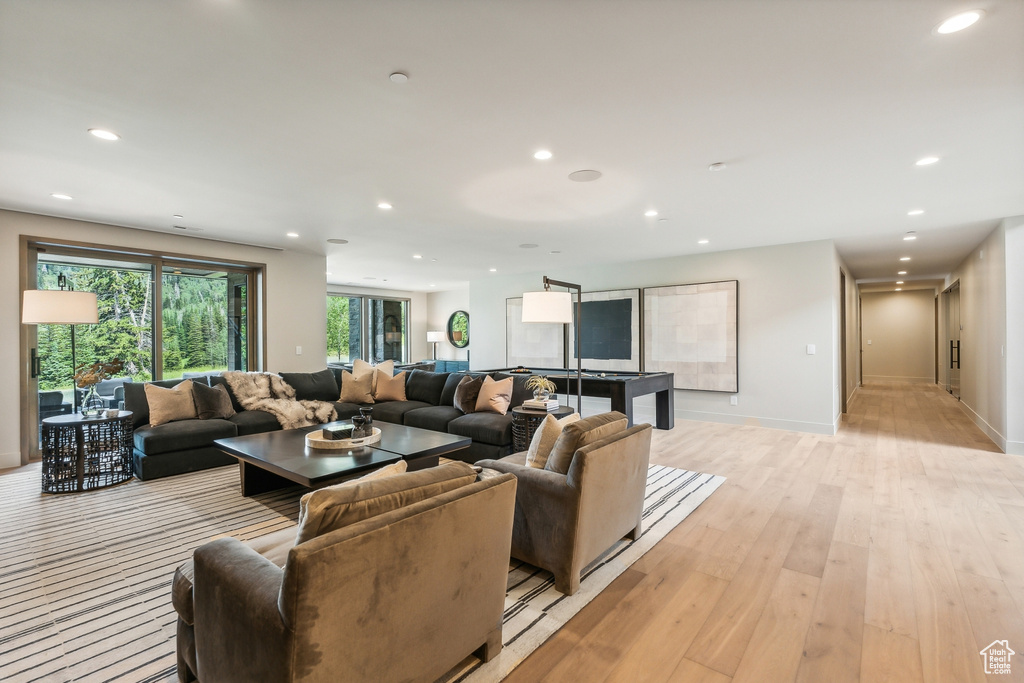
[223,371,337,429]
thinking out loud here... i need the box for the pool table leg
[655,388,674,430]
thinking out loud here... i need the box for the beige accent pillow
[475,375,513,415]
[545,412,629,474]
[374,370,407,401]
[145,380,197,426]
[526,412,581,468]
[295,461,479,545]
[353,358,394,392]
[339,370,374,404]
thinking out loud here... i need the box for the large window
[326,294,409,364]
[23,240,262,462]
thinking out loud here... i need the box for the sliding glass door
[325,294,409,365]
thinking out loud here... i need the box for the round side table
[511,405,576,452]
[41,411,134,493]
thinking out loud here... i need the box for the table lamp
[427,330,444,360]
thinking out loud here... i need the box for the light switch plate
[806,344,816,355]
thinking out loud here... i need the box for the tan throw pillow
[475,375,513,415]
[545,412,629,474]
[453,375,483,414]
[353,358,394,392]
[145,380,198,426]
[339,369,374,404]
[374,370,407,401]
[294,460,479,544]
[525,412,581,468]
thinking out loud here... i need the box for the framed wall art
[506,296,565,367]
[643,280,738,392]
[567,288,641,372]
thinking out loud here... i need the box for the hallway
[509,382,1023,682]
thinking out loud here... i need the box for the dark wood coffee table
[214,421,471,496]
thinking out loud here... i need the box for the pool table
[492,367,674,430]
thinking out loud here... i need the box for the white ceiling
[1,1,1022,292]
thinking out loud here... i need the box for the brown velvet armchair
[478,420,652,595]
[172,463,517,683]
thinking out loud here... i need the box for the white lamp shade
[427,330,444,342]
[522,290,573,323]
[22,289,98,325]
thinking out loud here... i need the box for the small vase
[81,386,104,417]
[533,388,551,401]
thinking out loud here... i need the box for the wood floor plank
[860,624,925,683]
[864,503,918,639]
[795,541,869,683]
[955,570,1024,682]
[782,482,843,578]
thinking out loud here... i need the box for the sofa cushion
[279,369,339,402]
[405,369,450,405]
[294,460,409,544]
[332,402,364,420]
[545,411,629,475]
[447,411,513,447]
[454,375,483,413]
[404,405,463,432]
[374,371,407,401]
[492,372,534,409]
[339,370,374,403]
[475,376,513,415]
[125,378,197,429]
[295,461,477,544]
[228,409,281,436]
[208,375,245,413]
[369,400,431,425]
[440,372,471,407]
[526,412,581,468]
[145,380,198,426]
[353,358,393,392]
[193,382,236,420]
[134,418,237,456]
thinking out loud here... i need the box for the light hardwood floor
[506,382,1024,683]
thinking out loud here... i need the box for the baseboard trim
[0,451,20,471]
[674,409,836,435]
[862,375,934,384]
[1007,441,1024,456]
[958,400,1007,453]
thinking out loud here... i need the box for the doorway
[840,271,848,414]
[943,282,961,400]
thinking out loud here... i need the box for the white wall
[1004,217,1024,455]
[3,209,328,468]
[470,239,839,434]
[861,290,936,383]
[946,224,1007,450]
[326,283,429,363]
[426,286,470,362]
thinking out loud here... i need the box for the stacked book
[522,398,560,411]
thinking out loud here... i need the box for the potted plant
[525,375,557,401]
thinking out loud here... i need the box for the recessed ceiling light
[50,193,72,200]
[698,239,709,245]
[412,254,422,259]
[708,162,727,172]
[327,238,349,244]
[549,250,561,254]
[644,209,658,217]
[429,284,436,288]
[489,268,497,272]
[898,270,907,275]
[519,243,539,249]
[915,156,940,166]
[88,128,120,141]
[900,257,911,261]
[378,202,392,210]
[895,288,903,291]
[389,72,409,83]
[936,10,983,34]
[431,258,438,262]
[903,232,917,241]
[534,150,553,160]
[286,232,299,238]
[173,214,184,219]
[657,218,668,223]
[363,276,376,280]
[907,209,924,216]
[568,170,601,182]
[896,281,904,284]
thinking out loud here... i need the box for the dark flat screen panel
[579,299,632,360]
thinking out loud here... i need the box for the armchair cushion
[545,411,628,474]
[526,412,581,469]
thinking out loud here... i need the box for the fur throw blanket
[222,371,337,429]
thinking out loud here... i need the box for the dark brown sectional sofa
[125,368,534,480]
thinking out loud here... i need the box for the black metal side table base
[41,412,134,493]
[511,405,576,452]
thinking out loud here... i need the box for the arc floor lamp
[522,276,583,413]
[22,274,98,413]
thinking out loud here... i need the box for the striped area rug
[0,463,723,683]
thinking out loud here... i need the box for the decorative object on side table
[525,374,556,401]
[75,358,124,417]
